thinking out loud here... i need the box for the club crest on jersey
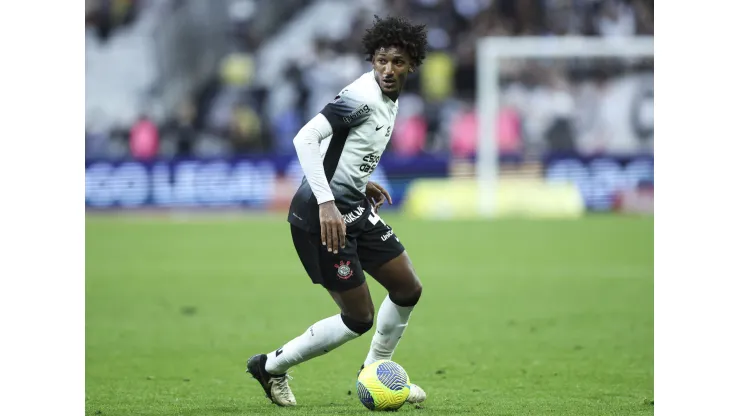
[342,104,371,124]
[333,90,350,104]
[335,260,353,279]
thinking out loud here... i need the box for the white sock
[364,295,414,367]
[265,314,360,374]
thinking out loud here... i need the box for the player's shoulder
[321,71,384,129]
[337,71,384,108]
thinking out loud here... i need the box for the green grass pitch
[85,213,653,415]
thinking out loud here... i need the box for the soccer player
[246,15,429,407]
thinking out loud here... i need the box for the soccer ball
[356,360,411,411]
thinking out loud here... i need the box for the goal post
[475,36,655,217]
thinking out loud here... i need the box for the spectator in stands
[228,104,265,154]
[86,0,138,42]
[449,100,522,157]
[594,0,637,37]
[161,100,198,158]
[86,0,653,159]
[129,114,159,161]
[420,51,455,103]
[393,116,429,156]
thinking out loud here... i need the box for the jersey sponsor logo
[342,104,371,124]
[360,153,381,174]
[335,260,353,279]
[342,206,365,224]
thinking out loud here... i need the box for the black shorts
[290,209,405,292]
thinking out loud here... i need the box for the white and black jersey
[288,70,399,233]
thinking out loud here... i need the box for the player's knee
[390,280,423,307]
[341,313,374,335]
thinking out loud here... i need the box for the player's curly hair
[361,15,428,68]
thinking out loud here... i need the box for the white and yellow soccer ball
[356,360,411,411]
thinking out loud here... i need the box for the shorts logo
[335,260,353,279]
[381,229,395,242]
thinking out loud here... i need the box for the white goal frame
[475,36,654,217]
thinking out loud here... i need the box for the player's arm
[366,181,392,211]
[293,114,335,206]
[292,113,345,254]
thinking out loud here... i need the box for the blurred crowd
[85,0,654,161]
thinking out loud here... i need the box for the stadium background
[85,0,653,215]
[85,0,654,414]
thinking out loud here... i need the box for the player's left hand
[366,181,392,211]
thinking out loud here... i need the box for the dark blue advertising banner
[85,154,652,212]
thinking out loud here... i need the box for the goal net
[474,36,654,217]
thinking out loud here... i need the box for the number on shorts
[368,208,385,226]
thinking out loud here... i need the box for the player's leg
[358,212,422,366]
[363,251,422,365]
[247,225,374,406]
[263,282,375,375]
[357,213,426,403]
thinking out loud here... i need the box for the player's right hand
[319,201,346,254]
